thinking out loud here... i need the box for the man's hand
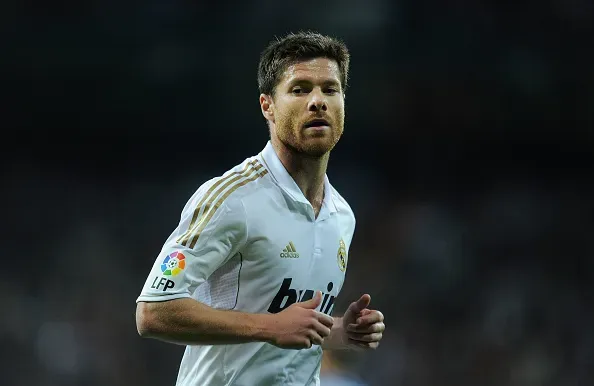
[342,294,384,350]
[267,291,334,350]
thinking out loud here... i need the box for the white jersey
[137,141,356,386]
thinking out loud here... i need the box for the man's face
[262,58,345,157]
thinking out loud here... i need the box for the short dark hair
[257,31,350,96]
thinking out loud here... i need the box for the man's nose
[308,90,327,112]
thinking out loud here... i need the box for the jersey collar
[260,141,337,214]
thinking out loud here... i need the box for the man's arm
[321,316,348,350]
[136,299,272,345]
[136,291,334,349]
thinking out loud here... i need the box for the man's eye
[326,88,338,94]
[292,88,303,94]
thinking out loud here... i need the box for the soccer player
[135,31,385,386]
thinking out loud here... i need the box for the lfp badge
[161,251,186,276]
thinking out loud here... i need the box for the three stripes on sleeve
[177,159,268,249]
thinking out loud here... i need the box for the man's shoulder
[329,184,355,219]
[187,155,271,210]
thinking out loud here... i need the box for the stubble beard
[275,118,343,158]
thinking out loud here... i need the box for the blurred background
[2,0,594,385]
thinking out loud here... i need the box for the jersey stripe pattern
[177,159,267,249]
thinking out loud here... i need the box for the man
[135,31,385,386]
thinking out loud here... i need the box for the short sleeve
[136,191,247,303]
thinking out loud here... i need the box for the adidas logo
[280,241,300,258]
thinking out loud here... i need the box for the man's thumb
[349,294,371,313]
[298,290,323,309]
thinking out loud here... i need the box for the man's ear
[259,94,274,123]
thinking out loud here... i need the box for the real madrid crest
[337,238,347,272]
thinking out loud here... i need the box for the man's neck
[271,137,329,211]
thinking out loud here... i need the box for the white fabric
[137,141,356,386]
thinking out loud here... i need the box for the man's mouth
[303,118,330,128]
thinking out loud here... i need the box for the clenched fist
[267,291,334,350]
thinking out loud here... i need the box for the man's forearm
[321,317,349,350]
[136,298,274,346]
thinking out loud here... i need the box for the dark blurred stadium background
[2,1,593,385]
